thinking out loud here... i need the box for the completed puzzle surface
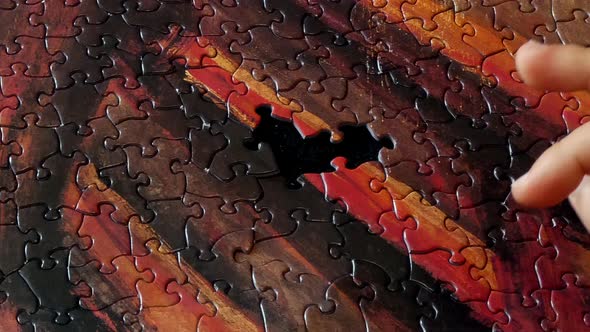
[1,0,590,331]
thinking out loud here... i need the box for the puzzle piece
[0,270,39,329]
[303,273,372,331]
[0,63,57,127]
[556,10,590,46]
[2,113,58,178]
[545,274,590,331]
[1,35,65,77]
[17,205,89,269]
[69,254,152,311]
[252,260,328,331]
[39,72,118,132]
[20,249,91,320]
[0,1,44,54]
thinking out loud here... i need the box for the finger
[569,175,590,231]
[512,122,590,207]
[515,40,590,91]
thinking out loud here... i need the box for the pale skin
[512,40,590,230]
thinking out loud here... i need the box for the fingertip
[514,40,552,89]
[515,40,543,61]
[510,171,528,196]
[510,179,561,209]
[510,148,582,208]
[511,171,542,207]
[515,40,590,91]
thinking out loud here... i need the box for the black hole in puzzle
[245,105,393,189]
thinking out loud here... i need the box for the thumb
[515,40,590,91]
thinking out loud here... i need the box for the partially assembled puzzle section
[0,1,589,331]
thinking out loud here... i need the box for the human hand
[511,40,590,230]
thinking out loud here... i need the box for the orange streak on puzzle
[304,163,507,327]
[56,88,262,331]
[128,82,388,330]
[164,34,336,139]
[174,38,506,326]
[65,191,210,328]
[303,159,590,331]
[305,160,497,298]
[145,13,590,329]
[64,177,262,332]
[362,0,590,125]
[339,2,590,292]
[108,87,343,294]
[359,0,482,66]
[71,85,380,329]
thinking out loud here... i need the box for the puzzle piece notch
[29,0,109,37]
[2,113,59,179]
[16,151,88,219]
[0,223,38,275]
[105,101,202,157]
[0,270,40,328]
[17,205,90,269]
[68,253,153,311]
[38,72,119,133]
[0,35,66,77]
[252,260,329,331]
[0,0,44,54]
[20,249,91,321]
[303,273,373,332]
[551,0,590,22]
[556,10,590,46]
[545,274,590,331]
[69,205,142,273]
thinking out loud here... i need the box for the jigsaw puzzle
[0,0,590,331]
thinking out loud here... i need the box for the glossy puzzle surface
[1,0,590,331]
